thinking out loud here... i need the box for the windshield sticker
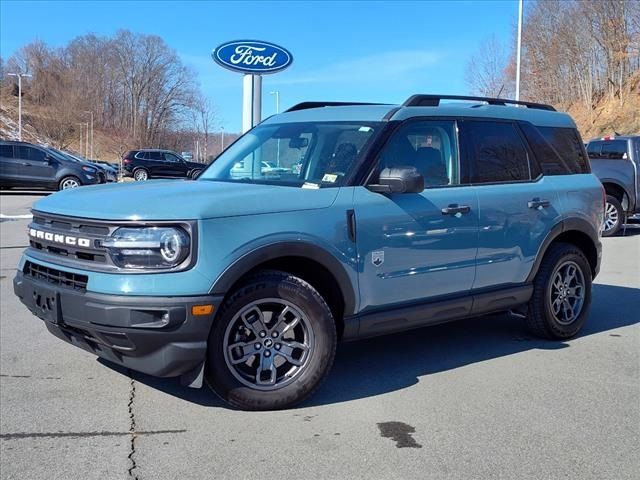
[322,174,338,183]
[302,182,320,189]
[359,126,373,132]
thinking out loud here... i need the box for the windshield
[200,121,380,187]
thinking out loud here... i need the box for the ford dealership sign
[212,40,293,74]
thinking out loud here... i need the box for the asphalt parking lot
[0,193,638,480]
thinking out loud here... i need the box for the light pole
[7,73,32,141]
[84,111,94,159]
[515,0,523,101]
[269,90,280,114]
[270,91,281,164]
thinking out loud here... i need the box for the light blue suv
[14,94,604,410]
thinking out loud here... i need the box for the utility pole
[515,0,523,101]
[77,123,84,153]
[85,111,94,159]
[7,73,32,141]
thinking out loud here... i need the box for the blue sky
[1,0,518,132]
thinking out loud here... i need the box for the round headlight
[160,229,188,263]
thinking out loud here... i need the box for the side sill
[343,284,533,341]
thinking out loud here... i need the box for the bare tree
[465,35,511,97]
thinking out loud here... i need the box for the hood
[33,180,340,221]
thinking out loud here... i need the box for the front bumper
[13,269,222,378]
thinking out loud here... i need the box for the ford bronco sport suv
[586,135,640,236]
[14,95,603,410]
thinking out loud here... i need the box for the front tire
[58,176,81,190]
[526,243,592,339]
[206,271,337,411]
[602,195,623,237]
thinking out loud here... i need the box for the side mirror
[367,166,424,194]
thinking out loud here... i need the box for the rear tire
[526,243,592,339]
[190,169,202,179]
[206,270,337,411]
[58,176,81,190]
[602,195,623,237]
[133,168,149,181]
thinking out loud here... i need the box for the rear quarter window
[538,127,589,173]
[521,124,589,174]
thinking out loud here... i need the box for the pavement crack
[127,371,139,480]
[0,430,186,440]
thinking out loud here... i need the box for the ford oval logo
[212,40,293,74]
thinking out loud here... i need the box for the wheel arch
[526,218,600,282]
[600,179,633,211]
[209,242,357,335]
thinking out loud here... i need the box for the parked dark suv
[122,149,205,181]
[587,135,640,236]
[0,141,103,190]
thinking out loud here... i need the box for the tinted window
[600,140,628,160]
[586,141,602,158]
[377,120,458,187]
[462,121,531,183]
[0,145,13,158]
[521,123,573,175]
[538,127,589,172]
[148,151,164,161]
[15,146,46,162]
[134,151,148,160]
[164,153,181,163]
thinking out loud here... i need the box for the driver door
[354,119,479,312]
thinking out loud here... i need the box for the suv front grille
[29,212,115,269]
[24,261,88,291]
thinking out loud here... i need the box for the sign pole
[242,74,262,133]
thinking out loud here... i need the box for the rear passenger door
[459,120,560,289]
[146,151,166,176]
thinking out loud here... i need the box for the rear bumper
[14,270,222,378]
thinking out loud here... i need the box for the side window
[29,148,47,162]
[600,140,628,160]
[461,121,531,183]
[164,153,180,163]
[15,146,46,162]
[587,141,603,159]
[538,127,589,173]
[0,145,13,158]
[149,152,164,161]
[134,151,148,160]
[377,120,458,187]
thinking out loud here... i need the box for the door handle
[22,162,33,167]
[528,198,550,209]
[441,204,471,216]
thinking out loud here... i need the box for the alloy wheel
[61,178,80,189]
[549,260,586,325]
[603,201,619,233]
[223,299,315,391]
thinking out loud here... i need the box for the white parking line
[0,214,33,219]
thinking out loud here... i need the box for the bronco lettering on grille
[29,228,91,248]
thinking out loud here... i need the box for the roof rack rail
[402,94,556,111]
[285,101,386,113]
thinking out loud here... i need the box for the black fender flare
[599,178,634,210]
[209,241,357,316]
[525,218,601,283]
